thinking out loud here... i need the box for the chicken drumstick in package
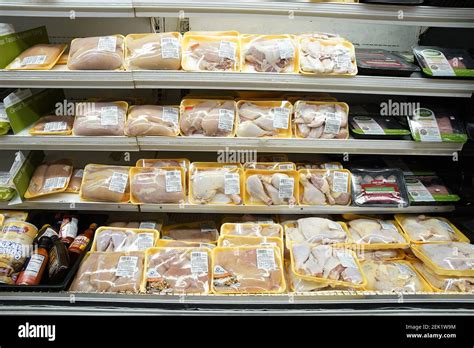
[244,169,298,206]
[68,35,125,70]
[80,164,131,203]
[298,169,351,205]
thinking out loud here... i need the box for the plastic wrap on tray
[284,217,351,246]
[298,169,351,205]
[162,221,219,244]
[130,167,185,204]
[68,35,125,70]
[220,222,283,238]
[346,217,408,249]
[125,105,180,136]
[220,214,278,224]
[108,220,163,231]
[29,115,75,136]
[413,46,474,78]
[356,249,405,262]
[24,159,73,199]
[65,168,84,193]
[91,226,159,252]
[405,175,460,204]
[287,262,354,292]
[72,101,128,136]
[243,162,296,171]
[136,158,189,172]
[218,235,283,254]
[155,239,215,249]
[349,114,411,140]
[413,261,474,293]
[80,164,130,203]
[244,169,297,206]
[6,44,67,70]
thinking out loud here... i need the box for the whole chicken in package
[180,99,236,137]
[6,43,67,70]
[92,226,159,252]
[125,105,180,136]
[244,169,297,206]
[125,32,181,70]
[220,222,283,238]
[24,159,73,199]
[144,247,210,294]
[72,101,128,136]
[80,164,130,203]
[298,169,351,205]
[293,101,349,139]
[284,217,351,246]
[241,34,298,73]
[68,35,125,70]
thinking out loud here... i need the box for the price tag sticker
[97,36,117,52]
[108,172,129,193]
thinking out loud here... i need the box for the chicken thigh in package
[180,99,236,137]
[80,164,131,203]
[72,101,128,136]
[70,251,144,293]
[144,247,211,294]
[284,217,351,246]
[125,105,180,136]
[6,43,67,70]
[68,35,125,70]
[298,169,351,205]
[162,220,219,244]
[293,101,349,139]
[346,217,409,249]
[220,222,283,238]
[244,169,298,206]
[92,226,159,252]
[413,261,474,293]
[125,32,182,70]
[24,159,73,199]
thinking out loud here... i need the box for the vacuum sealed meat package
[72,101,128,136]
[356,48,420,77]
[405,175,460,204]
[24,159,73,199]
[6,43,67,70]
[130,167,185,204]
[68,35,125,70]
[80,164,131,203]
[125,105,180,136]
[413,46,474,78]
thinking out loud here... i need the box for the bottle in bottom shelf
[48,235,70,284]
[68,223,98,264]
[16,237,52,286]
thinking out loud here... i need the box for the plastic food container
[244,169,298,206]
[356,249,405,262]
[413,46,474,78]
[24,160,73,199]
[356,48,420,77]
[349,115,411,140]
[283,217,351,247]
[91,226,159,252]
[136,158,190,171]
[218,235,284,255]
[29,115,75,136]
[412,261,474,293]
[80,164,131,203]
[298,169,351,206]
[162,221,219,244]
[220,222,283,239]
[65,168,84,193]
[243,162,296,171]
[72,101,128,136]
[405,175,460,204]
[6,44,67,70]
[125,105,180,136]
[68,35,125,70]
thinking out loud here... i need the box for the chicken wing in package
[130,167,186,204]
[29,115,75,136]
[125,32,181,70]
[241,34,298,73]
[125,105,180,136]
[70,251,144,293]
[162,220,219,244]
[6,44,67,70]
[294,101,349,139]
[298,169,351,206]
[91,226,159,252]
[212,246,286,294]
[24,159,73,199]
[413,261,474,293]
[144,247,211,294]
[68,35,125,70]
[220,222,283,238]
[182,34,240,72]
[236,100,292,138]
[244,169,298,206]
[284,217,351,247]
[346,217,409,249]
[180,99,236,137]
[72,101,128,136]
[80,164,130,203]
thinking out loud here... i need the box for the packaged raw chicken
[91,226,159,252]
[405,175,460,204]
[362,260,430,292]
[72,101,128,136]
[351,168,409,207]
[80,164,130,203]
[125,32,181,70]
[130,167,185,204]
[107,220,163,231]
[356,48,420,77]
[6,43,67,70]
[136,158,189,171]
[179,99,236,137]
[189,164,242,205]
[124,105,180,136]
[413,261,474,293]
[296,160,343,170]
[413,46,474,78]
[184,31,239,38]
[69,251,144,293]
[218,235,283,255]
[410,242,474,277]
[241,34,298,73]
[236,100,292,138]
[68,35,125,70]
[65,168,84,193]
[212,246,286,294]
[298,169,351,205]
[220,222,283,238]
[293,101,349,139]
[155,239,215,249]
[394,214,469,244]
[356,249,405,262]
[220,214,278,224]
[287,262,354,292]
[162,221,219,244]
[284,217,351,246]
[290,243,366,288]
[24,159,73,199]
[144,247,210,294]
[346,217,409,249]
[182,34,240,72]
[28,115,75,136]
[244,169,298,206]
[299,37,357,75]
[257,153,288,162]
[243,162,296,171]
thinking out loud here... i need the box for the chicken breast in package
[182,34,240,72]
[24,159,73,199]
[244,169,298,206]
[346,217,409,249]
[6,43,67,70]
[180,99,236,137]
[294,101,349,139]
[80,164,131,203]
[72,101,128,136]
[162,220,219,244]
[220,222,283,238]
[130,167,185,204]
[125,105,180,136]
[144,247,210,294]
[236,100,293,138]
[29,115,75,136]
[92,226,159,252]
[298,169,351,206]
[70,251,144,293]
[241,34,298,73]
[212,246,286,294]
[136,158,190,172]
[284,217,351,246]
[68,35,125,70]
[395,214,469,244]
[218,235,284,258]
[362,260,430,292]
[125,32,181,70]
[413,261,474,293]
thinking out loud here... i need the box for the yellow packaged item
[184,31,240,38]
[179,99,236,137]
[394,214,469,244]
[241,34,298,73]
[136,158,189,171]
[412,261,474,293]
[70,251,144,293]
[155,239,215,249]
[125,105,180,136]
[298,169,351,206]
[404,249,419,262]
[80,164,131,203]
[212,246,286,294]
[65,168,84,193]
[108,220,163,232]
[57,51,68,65]
[244,169,298,206]
[294,101,349,139]
[220,222,283,239]
[125,32,181,70]
[28,115,75,136]
[24,159,73,199]
[130,167,186,205]
[286,262,354,292]
[72,101,128,136]
[143,247,211,294]
[356,249,405,262]
[6,43,67,70]
[0,211,28,225]
[243,162,296,171]
[91,226,159,252]
[0,214,4,228]
[68,35,125,70]
[218,235,283,256]
[236,100,292,138]
[162,221,219,244]
[182,34,240,72]
[284,217,351,247]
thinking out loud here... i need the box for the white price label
[334,53,352,71]
[136,233,154,250]
[3,89,33,108]
[419,49,455,77]
[278,164,294,170]
[43,177,68,190]
[23,254,45,278]
[165,170,182,193]
[139,222,156,230]
[108,172,129,194]
[218,41,236,60]
[161,37,180,59]
[115,256,138,277]
[332,171,349,193]
[224,173,240,195]
[278,177,294,199]
[97,36,117,53]
[21,55,47,66]
[353,117,385,135]
[100,106,119,126]
[162,107,179,124]
[191,251,209,274]
[323,112,341,134]
[44,121,67,132]
[337,251,357,269]
[406,179,435,202]
[271,107,290,129]
[256,248,277,270]
[218,109,234,132]
[276,39,295,60]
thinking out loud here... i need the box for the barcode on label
[218,109,234,132]
[191,251,209,274]
[276,39,295,60]
[256,248,277,270]
[100,106,119,126]
[161,37,180,59]
[43,177,68,190]
[218,41,236,60]
[332,171,349,193]
[224,173,240,195]
[44,121,67,132]
[162,107,179,123]
[323,112,341,134]
[22,55,47,66]
[115,256,138,277]
[271,107,290,129]
[136,233,154,250]
[278,177,294,199]
[97,36,117,53]
[108,172,129,193]
[165,170,182,193]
